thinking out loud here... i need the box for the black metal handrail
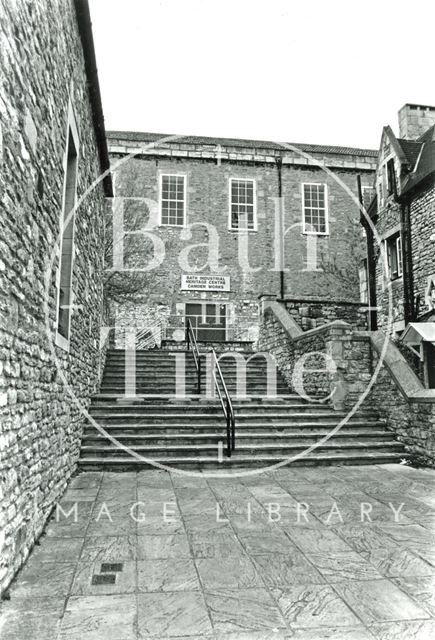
[211,349,236,457]
[185,319,202,394]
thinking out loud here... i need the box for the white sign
[181,274,230,292]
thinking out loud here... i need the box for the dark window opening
[387,158,396,196]
[386,232,402,281]
[57,129,78,341]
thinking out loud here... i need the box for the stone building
[0,0,112,593]
[107,132,377,347]
[369,104,435,386]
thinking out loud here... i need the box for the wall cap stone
[369,330,432,401]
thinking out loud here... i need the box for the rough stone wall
[283,298,368,331]
[107,145,374,342]
[410,182,435,318]
[258,311,331,398]
[259,303,435,465]
[374,201,404,331]
[322,329,435,467]
[0,0,108,594]
[346,341,435,466]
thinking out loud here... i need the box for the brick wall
[0,0,108,593]
[107,140,375,343]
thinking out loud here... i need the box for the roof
[74,0,113,197]
[107,130,378,158]
[402,322,435,345]
[397,139,422,166]
[401,125,435,196]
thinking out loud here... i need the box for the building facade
[0,0,112,593]
[107,132,377,347]
[369,104,435,385]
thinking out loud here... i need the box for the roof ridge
[106,130,378,157]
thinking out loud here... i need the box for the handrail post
[231,415,235,452]
[226,398,231,457]
[185,320,190,349]
[197,356,201,395]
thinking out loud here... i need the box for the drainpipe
[357,175,377,330]
[399,200,415,323]
[275,155,285,300]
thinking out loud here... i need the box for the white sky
[89,0,435,150]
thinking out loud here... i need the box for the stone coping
[369,330,435,404]
[263,301,435,405]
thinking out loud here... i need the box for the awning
[402,322,435,347]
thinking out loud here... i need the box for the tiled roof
[402,125,435,195]
[397,138,422,167]
[107,130,378,158]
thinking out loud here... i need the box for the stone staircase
[78,348,405,469]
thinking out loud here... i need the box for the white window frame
[228,177,257,231]
[159,173,187,227]
[385,230,403,281]
[55,99,80,352]
[301,182,329,235]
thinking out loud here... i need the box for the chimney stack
[398,104,435,140]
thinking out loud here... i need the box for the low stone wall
[258,302,338,399]
[343,333,435,466]
[259,300,435,466]
[283,298,368,331]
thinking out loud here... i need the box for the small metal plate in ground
[101,563,124,573]
[91,574,116,585]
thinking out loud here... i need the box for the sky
[89,0,435,150]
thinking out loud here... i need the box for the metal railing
[185,319,202,394]
[211,348,236,457]
[185,320,236,456]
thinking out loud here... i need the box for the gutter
[74,0,113,197]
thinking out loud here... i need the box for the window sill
[55,332,70,352]
[227,227,258,233]
[301,231,330,237]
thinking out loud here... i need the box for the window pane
[230,179,255,229]
[160,175,185,225]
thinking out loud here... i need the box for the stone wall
[411,181,435,318]
[259,301,435,465]
[258,306,334,399]
[283,298,368,331]
[107,135,375,343]
[0,0,109,594]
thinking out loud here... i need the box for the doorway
[185,302,227,342]
[424,342,435,388]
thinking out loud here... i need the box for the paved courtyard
[1,464,435,639]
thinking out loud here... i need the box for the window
[57,128,78,345]
[361,185,376,209]
[359,259,368,303]
[386,232,403,280]
[302,183,328,234]
[386,158,397,196]
[160,174,186,226]
[378,180,384,207]
[229,178,256,230]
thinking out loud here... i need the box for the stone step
[88,406,379,417]
[80,439,402,458]
[82,430,394,445]
[92,394,310,403]
[78,450,404,470]
[83,420,384,433]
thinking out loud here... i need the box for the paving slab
[1,464,434,640]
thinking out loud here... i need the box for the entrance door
[185,303,226,342]
[424,342,435,388]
